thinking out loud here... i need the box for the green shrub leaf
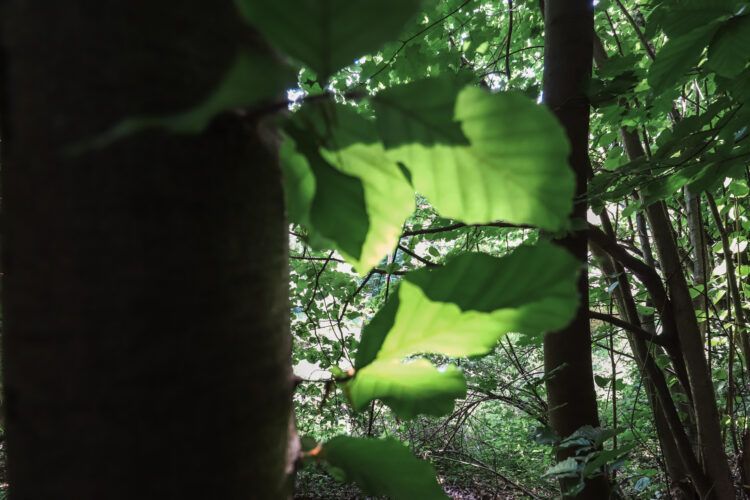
[377,84,574,230]
[346,359,466,418]
[707,15,750,78]
[349,243,579,416]
[323,436,447,500]
[235,0,425,81]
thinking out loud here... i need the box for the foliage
[80,0,750,497]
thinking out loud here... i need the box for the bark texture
[542,1,610,497]
[2,2,292,498]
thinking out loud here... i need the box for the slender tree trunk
[618,125,734,498]
[639,199,734,499]
[542,1,610,497]
[593,214,703,498]
[685,187,709,342]
[707,192,750,367]
[1,2,292,498]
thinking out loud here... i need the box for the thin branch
[401,221,528,237]
[428,451,543,499]
[504,0,513,80]
[613,0,655,60]
[363,0,473,83]
[397,244,438,267]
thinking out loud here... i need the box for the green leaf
[642,163,706,205]
[657,1,734,38]
[728,179,749,198]
[286,124,370,260]
[346,359,467,418]
[708,15,750,77]
[280,135,316,226]
[323,436,447,500]
[80,48,294,151]
[285,105,416,272]
[373,77,470,148]
[583,444,636,477]
[595,375,611,388]
[379,85,573,230]
[235,0,424,81]
[349,243,579,417]
[648,24,720,92]
[357,242,580,366]
[318,108,416,272]
[543,457,581,479]
[355,294,401,370]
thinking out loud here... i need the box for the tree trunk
[639,200,734,499]
[543,1,610,497]
[685,187,709,342]
[593,214,703,498]
[1,2,292,499]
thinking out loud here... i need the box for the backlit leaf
[323,436,447,500]
[378,84,573,230]
[348,243,579,416]
[346,359,466,418]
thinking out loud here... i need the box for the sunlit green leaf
[348,243,578,417]
[358,243,579,364]
[323,436,447,500]
[346,359,466,418]
[288,105,415,272]
[373,77,469,148]
[286,124,370,259]
[378,84,573,230]
[319,108,415,272]
[280,135,316,226]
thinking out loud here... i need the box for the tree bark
[593,214,704,498]
[639,200,734,499]
[685,187,709,342]
[542,1,610,497]
[2,2,292,498]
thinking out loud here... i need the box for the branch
[397,244,437,267]
[290,254,407,276]
[505,0,513,80]
[589,310,669,347]
[587,223,669,309]
[613,0,655,60]
[427,451,543,499]
[363,0,473,83]
[401,221,528,237]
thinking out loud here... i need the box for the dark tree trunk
[1,2,292,498]
[542,1,610,497]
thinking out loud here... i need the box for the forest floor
[294,471,541,499]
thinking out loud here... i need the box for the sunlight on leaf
[376,83,574,230]
[285,105,415,272]
[347,359,466,418]
[348,243,579,416]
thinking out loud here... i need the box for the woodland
[1,0,750,499]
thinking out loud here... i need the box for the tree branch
[589,310,669,347]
